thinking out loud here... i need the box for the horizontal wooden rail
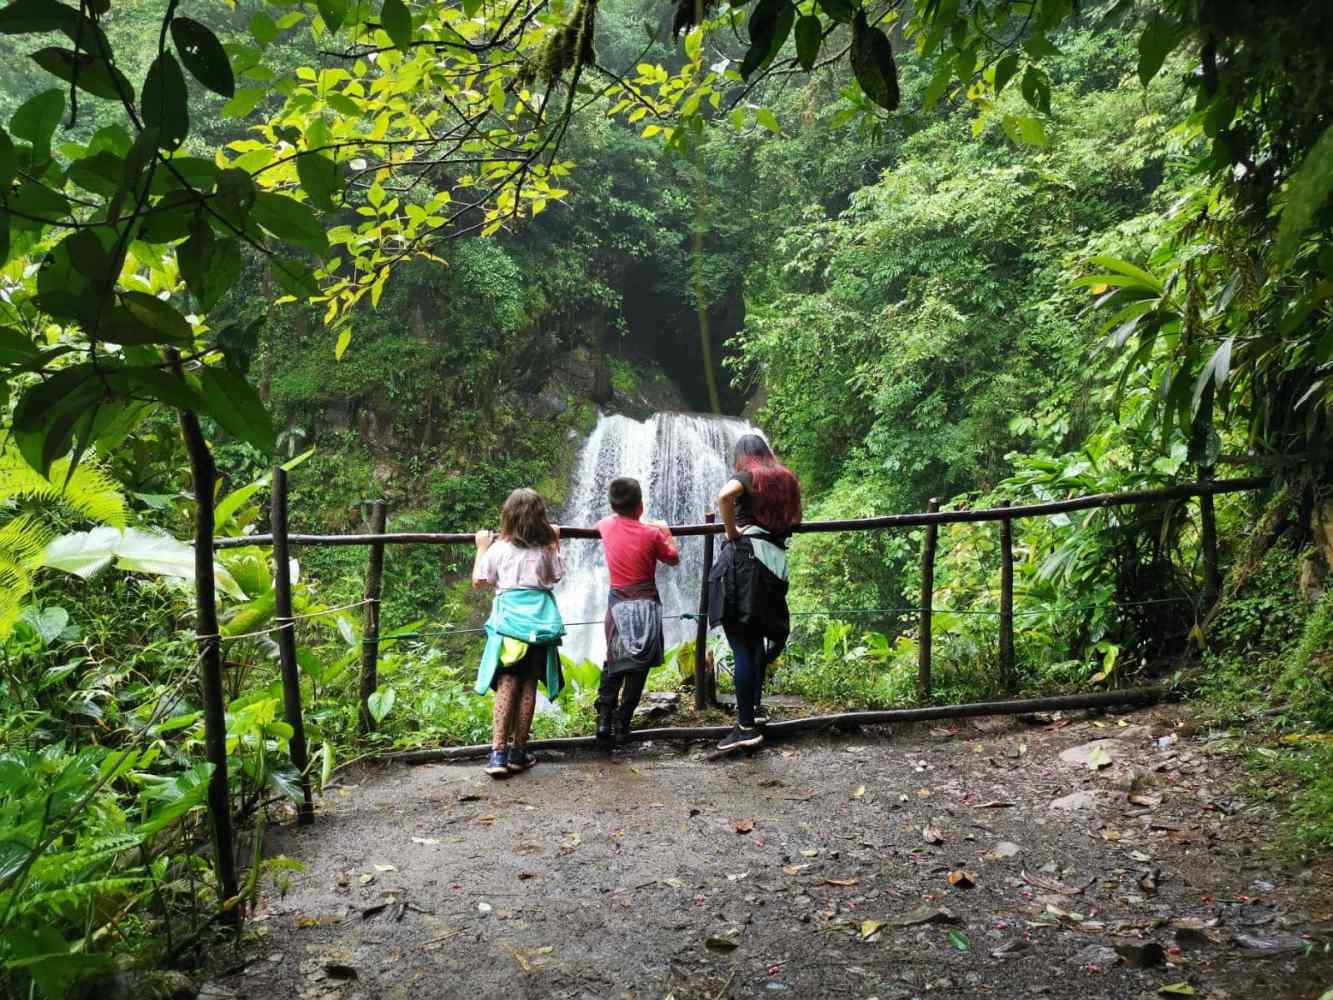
[376,687,1163,763]
[213,476,1266,549]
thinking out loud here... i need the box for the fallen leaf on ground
[373,864,396,872]
[1158,984,1195,996]
[852,785,866,799]
[824,878,858,887]
[733,818,754,834]
[984,842,1021,861]
[800,849,819,858]
[705,934,739,951]
[991,938,1029,959]
[975,800,1015,808]
[559,831,581,850]
[922,824,945,845]
[1023,870,1079,895]
[891,905,958,927]
[358,873,375,885]
[1233,932,1308,956]
[947,870,976,889]
[1139,869,1160,895]
[917,788,932,797]
[782,864,810,876]
[411,837,440,846]
[1088,746,1114,769]
[947,929,971,952]
[860,919,883,939]
[1045,903,1085,923]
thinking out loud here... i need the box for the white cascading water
[554,411,761,665]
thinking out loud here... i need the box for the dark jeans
[723,624,766,728]
[596,668,648,726]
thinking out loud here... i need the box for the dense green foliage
[1,0,1331,995]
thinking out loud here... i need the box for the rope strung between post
[192,597,376,643]
[196,592,1283,647]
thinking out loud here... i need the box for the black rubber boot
[613,714,631,747]
[595,705,614,745]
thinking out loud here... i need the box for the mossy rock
[71,970,197,1000]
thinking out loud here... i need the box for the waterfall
[554,411,761,665]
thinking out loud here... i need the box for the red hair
[734,435,802,535]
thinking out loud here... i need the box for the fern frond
[46,457,129,529]
[0,446,128,530]
[12,877,146,919]
[0,515,50,641]
[0,513,54,564]
[0,559,33,640]
[26,833,144,885]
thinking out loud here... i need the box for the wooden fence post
[1199,466,1221,610]
[694,512,716,712]
[168,346,239,925]
[918,497,939,701]
[271,468,313,825]
[358,499,387,736]
[998,500,1016,694]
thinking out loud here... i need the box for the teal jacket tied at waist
[474,588,566,698]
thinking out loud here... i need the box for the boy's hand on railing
[650,519,671,536]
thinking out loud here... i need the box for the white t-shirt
[473,538,566,591]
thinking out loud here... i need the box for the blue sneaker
[484,749,509,778]
[506,748,537,773]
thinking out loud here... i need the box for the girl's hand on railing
[474,529,494,551]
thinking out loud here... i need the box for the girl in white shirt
[472,488,565,776]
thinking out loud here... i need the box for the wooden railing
[207,471,1266,823]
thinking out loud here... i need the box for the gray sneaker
[717,725,764,752]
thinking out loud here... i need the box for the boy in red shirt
[595,477,680,745]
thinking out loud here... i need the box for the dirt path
[204,707,1332,1000]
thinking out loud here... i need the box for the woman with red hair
[708,434,802,751]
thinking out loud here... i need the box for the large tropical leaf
[43,527,246,600]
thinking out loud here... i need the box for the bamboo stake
[382,687,1164,763]
[168,350,239,925]
[694,512,716,711]
[271,468,314,825]
[918,497,939,701]
[999,500,1016,695]
[213,477,1267,548]
[1199,466,1221,609]
[358,500,387,736]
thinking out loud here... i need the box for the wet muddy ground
[203,707,1333,999]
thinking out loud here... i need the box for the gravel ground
[202,706,1333,1000]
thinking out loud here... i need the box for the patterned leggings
[491,648,541,750]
